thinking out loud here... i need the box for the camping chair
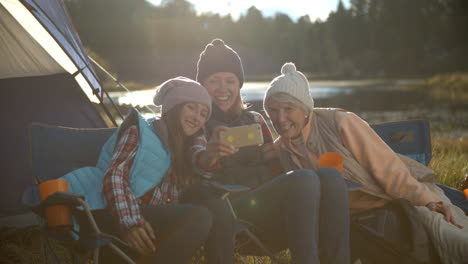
[205,182,288,264]
[23,123,135,264]
[371,119,432,166]
[350,119,441,264]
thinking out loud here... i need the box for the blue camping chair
[372,120,465,211]
[24,123,135,264]
[371,119,432,165]
[349,119,441,264]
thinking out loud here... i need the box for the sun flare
[148,0,350,21]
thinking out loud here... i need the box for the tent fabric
[23,0,103,99]
[0,3,63,79]
[0,73,107,216]
[0,0,103,100]
[0,0,110,217]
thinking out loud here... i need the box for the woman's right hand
[426,201,463,229]
[125,221,157,255]
[203,126,238,168]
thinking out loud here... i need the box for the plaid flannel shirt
[191,111,282,178]
[102,125,179,232]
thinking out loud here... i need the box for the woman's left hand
[426,201,463,229]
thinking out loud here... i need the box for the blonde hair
[226,89,247,116]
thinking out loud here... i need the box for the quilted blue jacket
[60,109,171,210]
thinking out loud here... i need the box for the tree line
[64,0,468,85]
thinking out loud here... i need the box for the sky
[148,0,351,22]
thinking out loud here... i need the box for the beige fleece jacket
[274,108,468,263]
[275,109,440,214]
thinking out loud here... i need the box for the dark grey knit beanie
[196,39,244,88]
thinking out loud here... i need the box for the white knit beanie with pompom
[263,62,314,112]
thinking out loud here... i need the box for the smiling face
[266,100,308,139]
[202,72,241,113]
[179,102,209,136]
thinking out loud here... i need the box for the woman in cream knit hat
[264,62,468,264]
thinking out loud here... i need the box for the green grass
[430,136,468,188]
[1,137,465,263]
[0,226,44,264]
[0,226,77,264]
[419,71,468,188]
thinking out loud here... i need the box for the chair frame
[26,123,133,264]
[36,191,135,264]
[208,181,286,264]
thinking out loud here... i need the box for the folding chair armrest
[33,191,86,217]
[38,192,109,241]
[40,191,85,208]
[208,181,251,193]
[207,181,251,200]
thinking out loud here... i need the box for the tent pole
[88,56,157,115]
[101,86,124,121]
[21,0,123,124]
[99,101,119,127]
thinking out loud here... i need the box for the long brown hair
[162,103,202,189]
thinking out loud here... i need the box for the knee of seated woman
[315,167,343,179]
[188,206,213,232]
[315,167,347,189]
[203,199,234,219]
[286,169,319,180]
[285,169,321,192]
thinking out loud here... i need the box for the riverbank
[415,72,468,106]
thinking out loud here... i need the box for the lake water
[109,79,419,108]
[107,79,468,137]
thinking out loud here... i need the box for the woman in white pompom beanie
[264,62,468,264]
[264,62,314,113]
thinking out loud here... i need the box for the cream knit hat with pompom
[263,62,314,112]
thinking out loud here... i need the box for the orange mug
[319,152,344,173]
[39,179,71,234]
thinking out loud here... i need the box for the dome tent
[0,0,116,218]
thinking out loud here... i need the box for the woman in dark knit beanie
[188,39,351,264]
[196,39,245,117]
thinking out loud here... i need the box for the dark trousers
[437,184,468,214]
[85,204,213,264]
[233,168,351,264]
[181,184,236,264]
